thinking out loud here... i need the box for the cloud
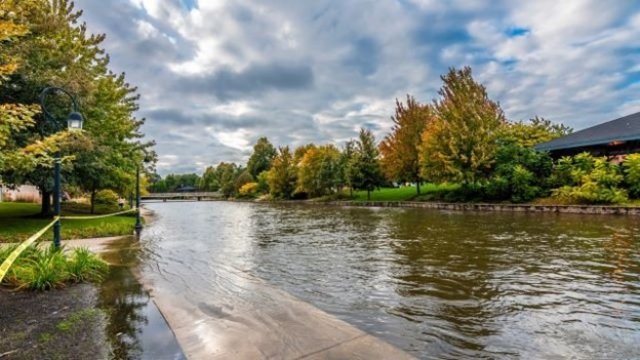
[75,0,640,175]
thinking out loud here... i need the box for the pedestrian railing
[0,207,138,283]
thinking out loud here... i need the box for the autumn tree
[350,128,384,200]
[379,95,432,194]
[420,67,506,184]
[296,144,342,197]
[267,146,297,199]
[246,137,276,178]
[499,116,572,148]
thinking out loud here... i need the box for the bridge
[141,192,223,201]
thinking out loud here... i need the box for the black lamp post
[39,87,84,248]
[135,164,143,235]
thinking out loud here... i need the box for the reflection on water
[142,202,640,359]
[98,237,185,360]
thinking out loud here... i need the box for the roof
[536,112,640,151]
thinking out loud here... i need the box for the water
[99,237,186,360]
[138,201,640,359]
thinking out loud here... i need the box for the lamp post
[39,87,84,248]
[134,164,143,236]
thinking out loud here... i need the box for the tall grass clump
[0,245,108,291]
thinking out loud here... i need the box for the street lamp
[39,87,84,248]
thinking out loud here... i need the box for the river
[133,201,640,359]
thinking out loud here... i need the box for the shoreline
[151,198,640,216]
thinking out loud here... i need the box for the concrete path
[142,278,415,360]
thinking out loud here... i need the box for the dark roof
[536,112,640,152]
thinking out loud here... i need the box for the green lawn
[351,183,459,201]
[0,202,137,243]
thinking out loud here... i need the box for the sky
[74,0,640,175]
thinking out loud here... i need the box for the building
[0,184,40,203]
[536,111,640,158]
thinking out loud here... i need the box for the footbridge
[141,192,223,201]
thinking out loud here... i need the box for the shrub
[94,189,119,206]
[66,247,109,282]
[1,245,108,291]
[551,155,627,204]
[623,154,640,198]
[238,182,259,198]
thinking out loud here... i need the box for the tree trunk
[40,190,51,217]
[90,189,96,214]
[416,180,421,195]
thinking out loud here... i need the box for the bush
[238,182,259,198]
[623,154,640,198]
[551,154,627,204]
[94,189,119,206]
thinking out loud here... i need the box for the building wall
[0,184,41,203]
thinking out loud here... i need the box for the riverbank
[0,228,185,360]
[0,202,138,243]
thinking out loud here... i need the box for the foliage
[149,173,200,193]
[246,137,276,178]
[267,146,297,199]
[349,128,384,200]
[296,144,342,197]
[234,170,254,194]
[94,189,119,206]
[484,141,554,202]
[420,66,505,184]
[0,0,155,216]
[622,154,640,198]
[499,116,572,147]
[238,182,259,198]
[0,244,108,290]
[198,166,219,191]
[379,95,432,193]
[66,247,108,283]
[256,171,270,194]
[551,153,627,204]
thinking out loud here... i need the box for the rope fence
[0,207,139,283]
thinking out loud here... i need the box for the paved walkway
[142,276,415,360]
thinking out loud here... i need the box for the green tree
[246,137,276,178]
[234,170,254,194]
[198,166,220,191]
[350,128,384,200]
[267,146,297,199]
[296,144,342,197]
[420,67,506,184]
[379,95,432,194]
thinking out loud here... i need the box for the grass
[1,245,108,290]
[0,202,137,243]
[351,183,460,202]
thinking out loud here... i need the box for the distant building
[536,112,640,158]
[0,184,40,203]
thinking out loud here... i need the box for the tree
[246,137,276,178]
[267,146,297,199]
[0,0,155,215]
[296,144,342,197]
[216,162,238,197]
[234,170,253,194]
[499,116,572,147]
[379,95,432,194]
[420,66,506,184]
[350,128,384,200]
[198,166,219,191]
[340,140,356,197]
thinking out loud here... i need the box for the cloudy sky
[75,0,640,175]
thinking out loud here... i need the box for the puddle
[98,236,186,360]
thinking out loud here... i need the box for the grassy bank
[351,183,459,202]
[0,202,137,243]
